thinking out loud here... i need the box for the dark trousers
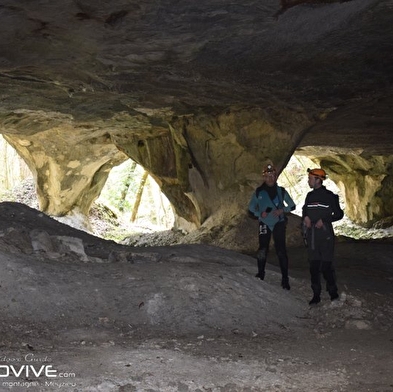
[309,259,338,297]
[306,226,338,297]
[257,221,289,282]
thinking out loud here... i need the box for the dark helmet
[263,164,276,175]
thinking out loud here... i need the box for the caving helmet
[263,164,276,175]
[307,168,327,180]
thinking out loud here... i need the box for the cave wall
[113,105,313,231]
[318,155,393,227]
[1,100,392,235]
[298,96,393,228]
[4,130,126,215]
[0,0,392,240]
[0,103,312,234]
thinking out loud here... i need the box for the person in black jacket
[302,168,344,305]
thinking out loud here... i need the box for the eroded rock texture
[298,97,393,227]
[0,0,392,234]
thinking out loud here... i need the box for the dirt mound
[0,201,393,391]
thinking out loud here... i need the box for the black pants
[257,221,289,282]
[309,259,338,297]
[306,226,338,297]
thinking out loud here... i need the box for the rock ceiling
[0,0,392,234]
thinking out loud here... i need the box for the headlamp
[263,164,276,174]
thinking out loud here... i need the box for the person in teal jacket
[248,164,296,289]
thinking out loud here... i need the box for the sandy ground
[0,202,392,392]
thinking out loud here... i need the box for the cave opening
[0,135,174,240]
[280,155,393,240]
[95,159,175,239]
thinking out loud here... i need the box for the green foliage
[97,159,174,229]
[98,160,141,213]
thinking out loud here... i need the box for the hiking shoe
[255,273,265,280]
[309,295,321,305]
[281,281,290,290]
[330,292,339,301]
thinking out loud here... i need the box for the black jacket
[302,186,344,226]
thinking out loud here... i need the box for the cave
[0,1,392,390]
[0,0,392,244]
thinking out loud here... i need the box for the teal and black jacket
[248,183,296,231]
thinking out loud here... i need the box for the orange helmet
[263,164,276,174]
[307,168,327,180]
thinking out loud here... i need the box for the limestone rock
[0,0,391,238]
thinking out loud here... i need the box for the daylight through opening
[0,135,174,240]
[95,159,175,238]
[280,155,393,240]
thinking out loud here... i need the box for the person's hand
[261,211,268,218]
[315,219,324,228]
[272,208,283,217]
[303,216,311,228]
